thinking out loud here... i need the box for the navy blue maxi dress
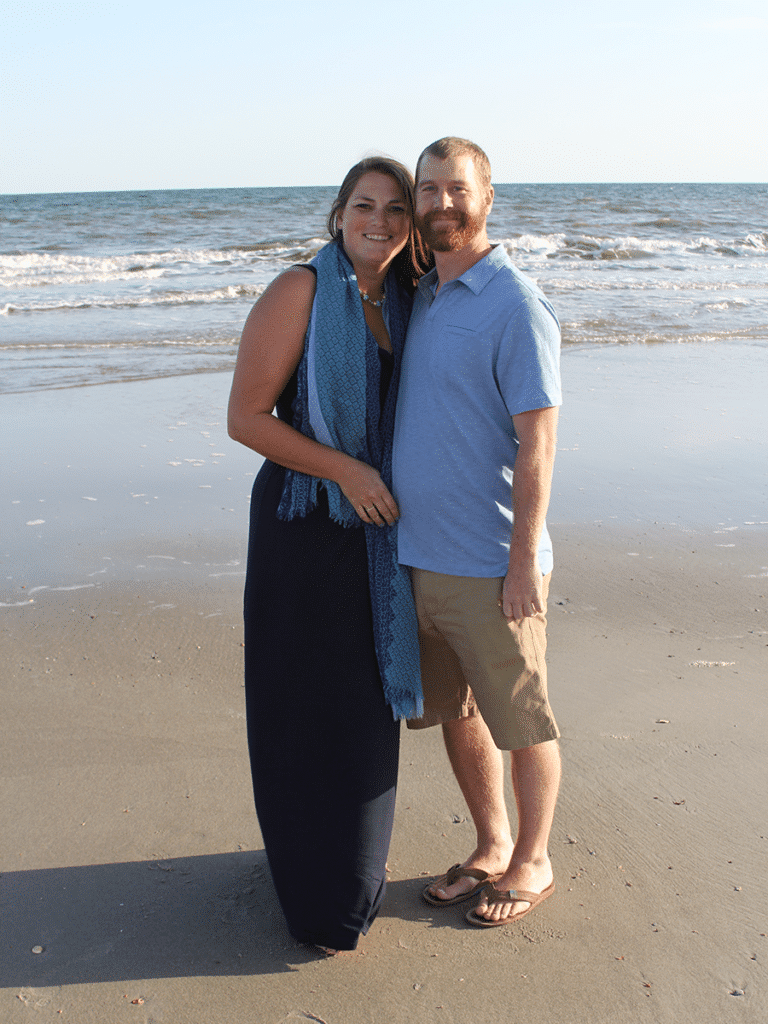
[243,348,399,951]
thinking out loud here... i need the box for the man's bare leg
[474,738,561,922]
[425,714,514,901]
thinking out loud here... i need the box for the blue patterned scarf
[277,241,423,721]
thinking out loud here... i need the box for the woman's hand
[338,458,400,526]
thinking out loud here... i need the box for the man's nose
[434,189,452,209]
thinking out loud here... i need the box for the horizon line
[3,180,766,199]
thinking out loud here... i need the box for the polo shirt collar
[417,244,509,299]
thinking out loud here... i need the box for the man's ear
[486,185,494,214]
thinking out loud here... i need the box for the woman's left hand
[337,457,400,526]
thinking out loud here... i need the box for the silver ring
[363,505,374,512]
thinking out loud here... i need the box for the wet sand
[2,343,767,1023]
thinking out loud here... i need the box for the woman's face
[336,172,410,270]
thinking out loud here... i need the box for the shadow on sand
[2,852,433,987]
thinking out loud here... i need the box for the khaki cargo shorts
[407,568,560,751]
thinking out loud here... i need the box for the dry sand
[2,343,766,1023]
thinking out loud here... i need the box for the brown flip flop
[465,880,555,927]
[422,863,501,906]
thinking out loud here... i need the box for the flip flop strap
[444,863,489,885]
[486,886,538,905]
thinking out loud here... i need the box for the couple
[227,137,562,953]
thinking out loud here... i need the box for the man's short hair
[416,137,492,192]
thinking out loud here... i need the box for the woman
[228,158,426,953]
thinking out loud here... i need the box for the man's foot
[424,842,513,904]
[469,857,554,924]
[422,863,500,906]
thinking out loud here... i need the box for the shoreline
[3,340,766,600]
[2,341,767,1022]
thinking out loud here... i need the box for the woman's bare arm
[227,267,398,524]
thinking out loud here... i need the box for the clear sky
[3,0,767,194]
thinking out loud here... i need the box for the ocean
[1,183,766,395]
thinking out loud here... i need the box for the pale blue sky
[3,0,767,193]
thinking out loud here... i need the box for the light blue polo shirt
[393,245,561,577]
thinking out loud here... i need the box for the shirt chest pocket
[430,325,488,385]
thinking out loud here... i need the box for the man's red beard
[415,208,485,252]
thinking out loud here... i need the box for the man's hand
[501,560,545,621]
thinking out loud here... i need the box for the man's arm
[502,406,559,621]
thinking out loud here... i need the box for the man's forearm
[508,410,558,571]
[501,407,558,620]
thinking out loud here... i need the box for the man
[393,138,561,927]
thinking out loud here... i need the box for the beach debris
[279,1013,329,1023]
[656,719,669,724]
[730,989,745,997]
[26,519,45,526]
[689,660,735,667]
[31,945,44,954]
[413,983,422,991]
[673,799,685,805]
[131,997,144,1005]
[565,834,578,844]
[17,991,51,1009]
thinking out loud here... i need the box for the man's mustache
[423,210,463,222]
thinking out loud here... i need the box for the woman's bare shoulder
[241,265,316,336]
[262,264,316,304]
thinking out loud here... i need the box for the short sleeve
[495,291,562,417]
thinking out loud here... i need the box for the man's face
[415,152,492,252]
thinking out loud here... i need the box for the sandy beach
[2,342,766,1023]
